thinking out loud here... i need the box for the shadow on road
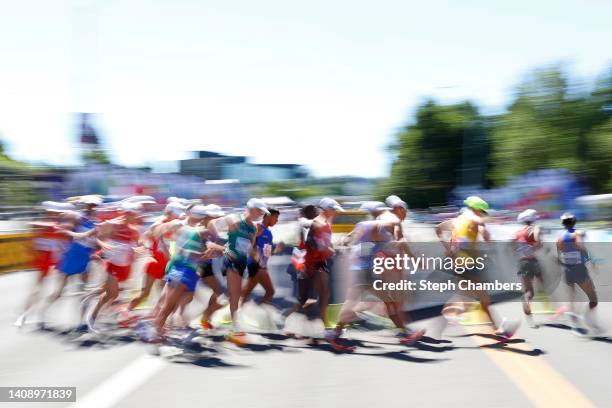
[541,323,612,343]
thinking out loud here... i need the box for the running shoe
[399,329,426,345]
[327,337,355,353]
[584,312,605,337]
[86,314,98,334]
[118,313,140,329]
[137,320,161,343]
[200,318,214,331]
[324,328,338,341]
[495,318,520,339]
[13,313,27,328]
[550,305,569,321]
[227,331,248,346]
[525,314,537,329]
[74,323,88,333]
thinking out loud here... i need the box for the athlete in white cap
[514,209,543,327]
[125,202,185,316]
[302,197,343,331]
[206,198,269,345]
[85,202,143,332]
[557,213,603,336]
[14,202,74,327]
[142,204,220,340]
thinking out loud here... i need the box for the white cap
[188,204,209,219]
[123,195,156,205]
[246,198,270,215]
[42,201,77,213]
[203,204,225,217]
[318,197,344,212]
[560,212,576,221]
[385,195,408,210]
[359,201,390,214]
[517,209,537,223]
[120,202,142,213]
[62,210,84,220]
[167,196,189,205]
[164,202,185,217]
[79,195,103,205]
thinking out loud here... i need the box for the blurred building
[60,163,247,207]
[179,151,308,183]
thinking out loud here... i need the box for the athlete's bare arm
[479,224,491,242]
[207,214,238,237]
[436,219,454,254]
[57,226,97,240]
[533,225,542,249]
[154,218,183,238]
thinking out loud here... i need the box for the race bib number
[235,237,252,256]
[291,247,306,263]
[561,251,582,265]
[33,238,57,252]
[106,241,133,266]
[263,243,273,258]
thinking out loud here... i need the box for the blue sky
[0,0,610,177]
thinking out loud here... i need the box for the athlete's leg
[154,284,187,331]
[577,277,602,332]
[15,271,48,326]
[91,276,119,321]
[313,269,330,327]
[241,276,259,304]
[47,273,69,305]
[522,275,534,315]
[384,268,406,329]
[577,277,598,309]
[567,281,577,313]
[257,268,275,304]
[148,281,168,319]
[226,268,243,328]
[177,292,194,327]
[202,275,223,324]
[335,286,365,335]
[128,274,155,311]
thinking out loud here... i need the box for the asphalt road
[1,223,611,408]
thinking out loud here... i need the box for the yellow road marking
[465,326,595,408]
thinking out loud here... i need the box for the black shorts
[564,264,589,285]
[198,263,214,278]
[221,257,247,277]
[247,262,260,278]
[518,258,542,278]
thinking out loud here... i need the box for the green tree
[0,139,41,205]
[380,101,488,207]
[490,66,612,191]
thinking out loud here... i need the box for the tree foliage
[490,67,611,189]
[383,66,612,208]
[379,101,488,207]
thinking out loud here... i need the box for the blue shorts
[59,243,93,275]
[166,264,199,292]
